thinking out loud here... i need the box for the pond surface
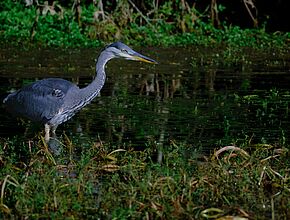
[0,46,290,151]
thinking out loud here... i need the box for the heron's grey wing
[3,78,78,124]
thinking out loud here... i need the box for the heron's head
[104,42,158,64]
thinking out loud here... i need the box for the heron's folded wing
[3,78,76,123]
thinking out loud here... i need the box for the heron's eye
[121,49,128,53]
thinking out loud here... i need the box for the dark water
[0,47,290,150]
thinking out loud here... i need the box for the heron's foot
[48,138,62,156]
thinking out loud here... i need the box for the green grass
[0,136,289,219]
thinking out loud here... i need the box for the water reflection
[0,47,289,151]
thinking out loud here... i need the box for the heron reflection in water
[3,42,157,142]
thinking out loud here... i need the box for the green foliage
[0,3,35,45]
[0,0,288,49]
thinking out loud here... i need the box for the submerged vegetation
[0,136,289,219]
[0,0,289,49]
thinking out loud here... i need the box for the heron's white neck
[79,50,114,105]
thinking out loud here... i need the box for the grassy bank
[0,1,289,49]
[0,136,289,219]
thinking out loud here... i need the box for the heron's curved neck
[80,51,113,103]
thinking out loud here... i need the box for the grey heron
[3,42,157,142]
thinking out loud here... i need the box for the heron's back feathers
[3,78,79,124]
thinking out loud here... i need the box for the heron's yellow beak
[134,56,157,64]
[132,52,158,64]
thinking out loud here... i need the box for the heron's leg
[44,124,50,143]
[46,124,61,155]
[51,125,58,139]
